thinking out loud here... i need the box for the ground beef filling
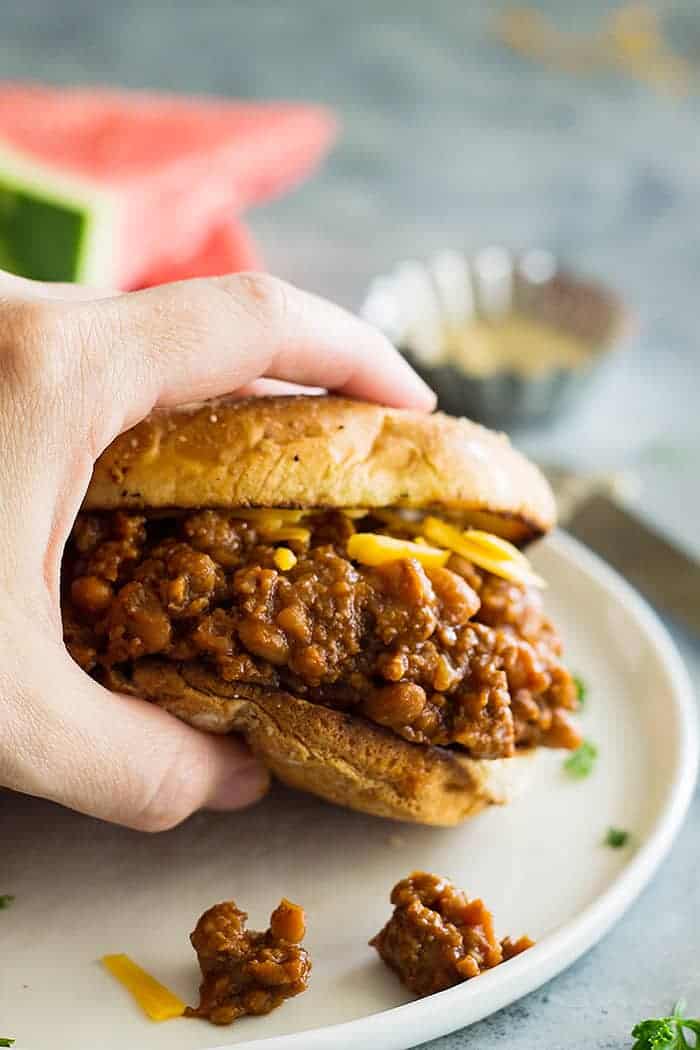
[62,509,580,759]
[186,899,310,1025]
[370,872,534,996]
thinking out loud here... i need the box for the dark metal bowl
[361,249,631,428]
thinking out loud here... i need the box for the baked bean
[70,575,113,615]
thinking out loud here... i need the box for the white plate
[1,532,697,1050]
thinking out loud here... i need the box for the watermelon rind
[0,142,118,286]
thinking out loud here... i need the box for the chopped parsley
[604,827,630,848]
[632,1000,700,1049]
[0,1039,14,1047]
[0,895,14,910]
[604,823,629,848]
[563,739,598,778]
[573,674,587,708]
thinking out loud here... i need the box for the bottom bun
[111,661,532,826]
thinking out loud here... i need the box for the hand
[0,270,434,831]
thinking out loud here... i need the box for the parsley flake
[573,674,587,707]
[605,827,630,849]
[564,739,598,779]
[0,895,14,910]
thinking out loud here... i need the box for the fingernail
[207,761,270,811]
[405,381,438,412]
[397,361,437,410]
[415,380,438,410]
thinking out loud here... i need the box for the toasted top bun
[84,395,555,542]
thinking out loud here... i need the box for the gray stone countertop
[1,2,698,1046]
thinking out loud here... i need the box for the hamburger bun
[85,395,555,544]
[105,659,525,826]
[74,396,562,825]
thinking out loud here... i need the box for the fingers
[231,378,326,399]
[69,272,435,437]
[243,280,437,409]
[1,637,269,830]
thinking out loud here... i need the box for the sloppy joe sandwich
[62,395,580,825]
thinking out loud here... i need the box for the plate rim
[211,530,699,1050]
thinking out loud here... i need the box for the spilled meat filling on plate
[371,871,534,996]
[186,898,310,1026]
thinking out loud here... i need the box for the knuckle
[0,299,75,393]
[223,271,292,327]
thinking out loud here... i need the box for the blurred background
[3,0,697,548]
[1,3,698,1046]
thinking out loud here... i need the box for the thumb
[2,632,269,831]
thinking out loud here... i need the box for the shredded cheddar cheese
[194,506,544,588]
[261,527,311,544]
[341,508,370,518]
[422,517,545,588]
[347,533,450,569]
[101,954,186,1022]
[453,528,530,565]
[231,508,368,526]
[273,547,298,571]
[372,509,422,533]
[229,509,307,528]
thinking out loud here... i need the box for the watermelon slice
[0,83,335,287]
[133,218,263,288]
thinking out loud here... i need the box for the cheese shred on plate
[101,954,186,1022]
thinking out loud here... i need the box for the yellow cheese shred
[184,506,543,588]
[101,954,186,1022]
[372,509,422,534]
[341,508,370,519]
[422,517,545,588]
[230,508,367,527]
[261,527,311,544]
[229,509,307,527]
[347,533,450,569]
[273,547,298,571]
